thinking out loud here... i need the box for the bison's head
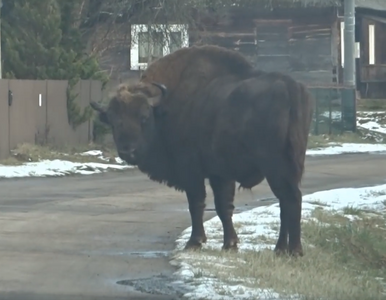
[90,82,167,165]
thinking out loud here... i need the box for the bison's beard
[118,153,138,166]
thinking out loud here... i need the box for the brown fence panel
[46,80,96,146]
[0,80,10,159]
[0,79,101,158]
[33,80,48,144]
[46,80,74,145]
[9,80,37,150]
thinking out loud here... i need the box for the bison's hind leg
[260,157,304,257]
[209,176,239,251]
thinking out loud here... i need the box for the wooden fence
[0,79,102,160]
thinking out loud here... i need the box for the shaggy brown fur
[91,45,314,256]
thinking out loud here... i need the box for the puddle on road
[83,250,171,258]
[123,251,170,258]
[117,274,189,299]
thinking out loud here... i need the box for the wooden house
[354,1,386,98]
[189,0,343,86]
[96,0,386,98]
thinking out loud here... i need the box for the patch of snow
[0,159,132,178]
[306,143,386,156]
[357,111,386,135]
[359,120,386,135]
[79,149,125,164]
[173,184,386,299]
[81,150,104,156]
[321,111,342,121]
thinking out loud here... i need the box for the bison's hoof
[288,243,304,257]
[222,239,239,252]
[289,248,304,257]
[184,238,205,251]
[222,245,238,252]
[274,248,288,256]
[274,245,288,256]
[274,245,303,257]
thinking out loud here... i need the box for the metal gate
[309,86,356,135]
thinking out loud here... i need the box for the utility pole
[0,0,2,79]
[343,0,355,87]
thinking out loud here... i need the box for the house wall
[89,22,138,84]
[190,7,339,86]
[94,23,189,90]
[357,13,386,98]
[93,7,341,89]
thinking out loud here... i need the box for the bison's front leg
[209,176,239,250]
[184,184,207,250]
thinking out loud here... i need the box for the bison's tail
[286,82,314,183]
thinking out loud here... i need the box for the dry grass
[0,143,118,166]
[342,205,364,216]
[307,131,378,149]
[357,111,386,125]
[184,209,386,299]
[357,99,386,111]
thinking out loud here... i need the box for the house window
[131,24,189,70]
[138,31,164,63]
[169,31,183,54]
[369,24,375,65]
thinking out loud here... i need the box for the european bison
[91,45,314,256]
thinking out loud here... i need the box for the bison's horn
[90,101,105,113]
[148,82,167,107]
[151,82,167,97]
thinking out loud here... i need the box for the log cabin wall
[191,7,339,86]
[357,12,386,98]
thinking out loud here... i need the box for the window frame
[130,24,189,70]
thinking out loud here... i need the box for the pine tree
[2,0,63,79]
[1,0,108,128]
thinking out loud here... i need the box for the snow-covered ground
[0,150,133,178]
[306,142,386,156]
[321,110,341,121]
[171,184,386,300]
[357,111,386,136]
[319,110,386,136]
[307,111,386,155]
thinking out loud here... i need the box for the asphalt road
[0,153,385,300]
